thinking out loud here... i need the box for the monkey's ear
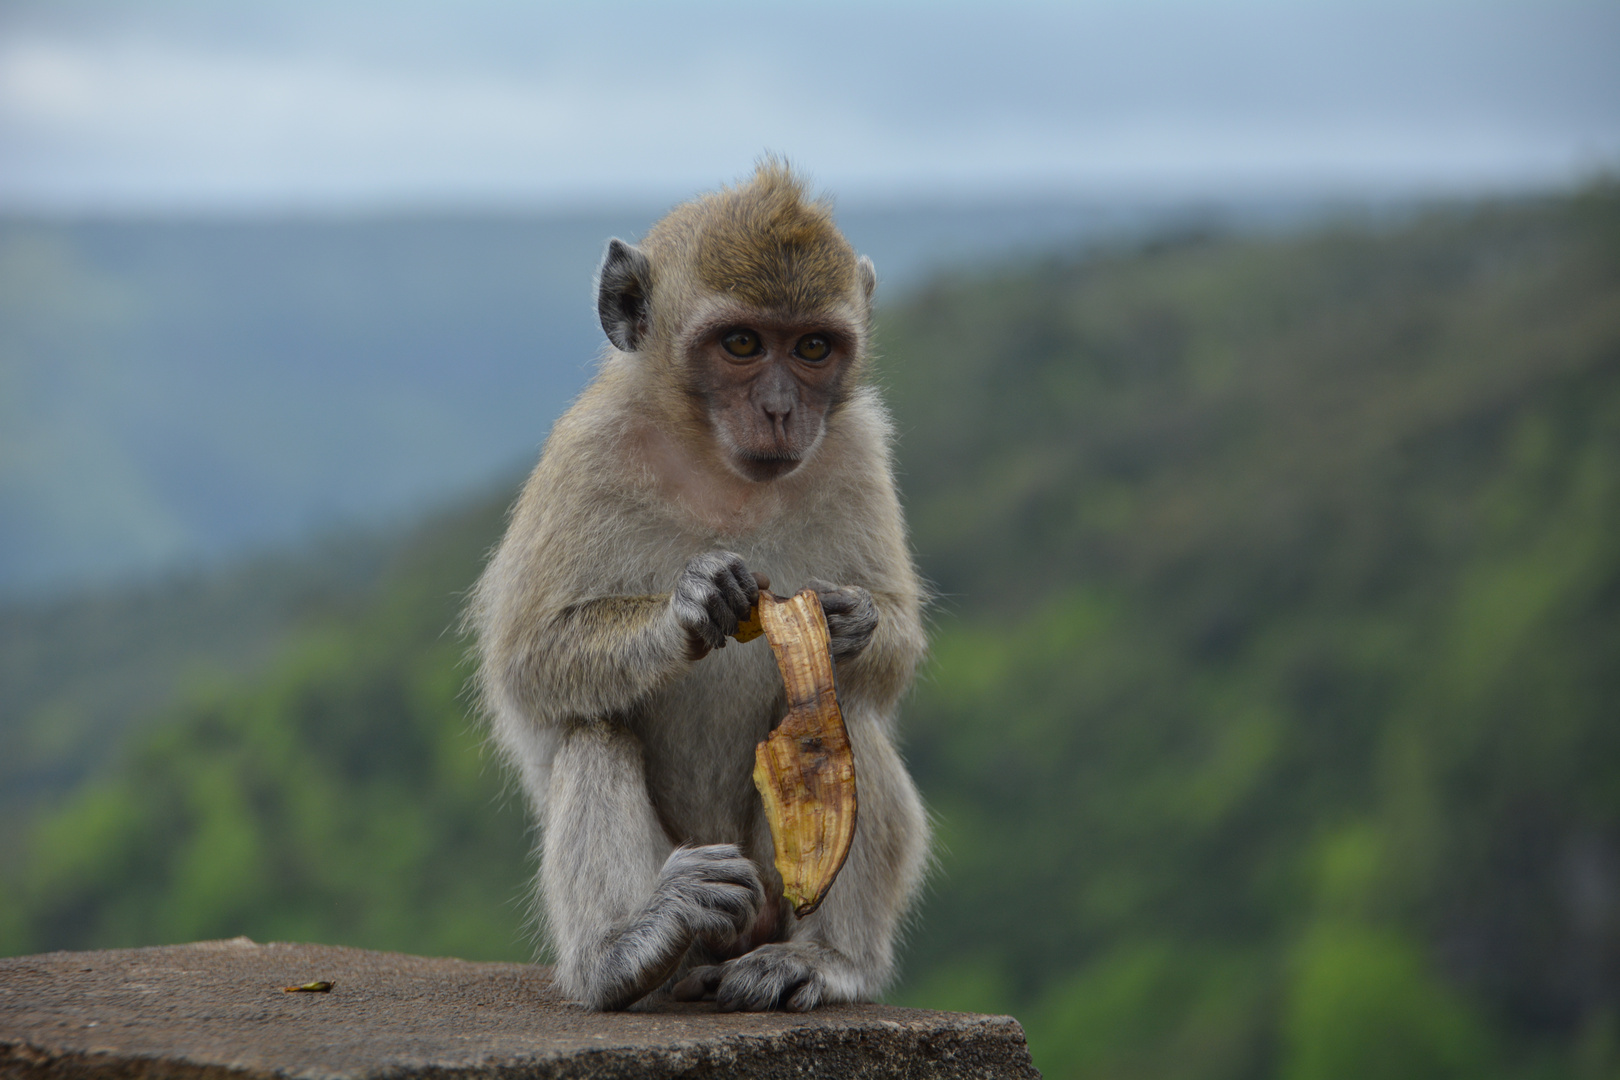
[598,239,652,352]
[857,255,877,303]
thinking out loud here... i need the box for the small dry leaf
[742,589,858,917]
[282,980,334,993]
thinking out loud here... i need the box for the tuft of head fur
[645,159,858,313]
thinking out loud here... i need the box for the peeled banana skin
[738,589,858,918]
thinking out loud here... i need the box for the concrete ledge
[0,939,1040,1079]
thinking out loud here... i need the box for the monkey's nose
[757,366,797,421]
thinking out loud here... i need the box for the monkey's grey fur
[467,163,929,1012]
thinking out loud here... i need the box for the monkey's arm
[544,724,762,1009]
[498,595,683,725]
[484,550,760,728]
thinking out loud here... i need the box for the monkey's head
[597,161,877,483]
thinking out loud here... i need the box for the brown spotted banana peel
[734,589,857,918]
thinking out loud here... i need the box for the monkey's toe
[785,978,824,1012]
[671,965,724,1001]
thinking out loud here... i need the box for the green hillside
[0,527,403,859]
[0,495,533,961]
[881,186,1620,1078]
[3,184,1617,1080]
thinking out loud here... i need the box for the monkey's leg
[702,704,929,1012]
[542,723,764,1010]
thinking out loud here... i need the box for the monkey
[467,161,929,1013]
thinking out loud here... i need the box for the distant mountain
[0,214,618,596]
[0,196,1364,597]
[6,185,1613,1079]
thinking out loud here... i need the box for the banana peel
[735,589,857,918]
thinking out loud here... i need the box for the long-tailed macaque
[467,162,929,1012]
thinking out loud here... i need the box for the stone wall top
[0,939,1040,1079]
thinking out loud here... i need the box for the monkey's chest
[628,639,785,847]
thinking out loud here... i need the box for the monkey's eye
[722,330,763,358]
[795,335,831,362]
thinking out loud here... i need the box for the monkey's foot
[675,943,851,1013]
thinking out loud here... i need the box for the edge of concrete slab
[0,939,1041,1080]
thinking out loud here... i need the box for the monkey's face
[686,316,855,483]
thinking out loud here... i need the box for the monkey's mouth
[736,450,803,482]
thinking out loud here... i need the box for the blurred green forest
[3,185,1618,1080]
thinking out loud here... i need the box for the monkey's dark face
[687,318,854,482]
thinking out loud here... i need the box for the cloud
[1,1,1616,209]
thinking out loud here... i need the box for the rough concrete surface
[0,939,1040,1079]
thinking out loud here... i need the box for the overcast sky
[2,0,1616,212]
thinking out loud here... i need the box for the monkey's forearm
[577,901,701,1011]
[544,727,764,1009]
[576,843,765,1010]
[500,594,691,725]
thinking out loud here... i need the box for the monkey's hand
[583,845,763,1010]
[806,580,878,662]
[652,844,765,945]
[671,552,766,659]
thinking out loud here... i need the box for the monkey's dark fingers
[703,586,741,643]
[659,845,764,936]
[674,602,725,654]
[690,551,752,636]
[690,868,762,903]
[692,874,767,933]
[806,580,878,660]
[717,553,759,615]
[664,843,757,879]
[694,885,763,938]
[671,965,725,1002]
[805,578,856,615]
[674,554,754,651]
[700,862,767,895]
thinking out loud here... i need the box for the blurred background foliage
[2,182,1618,1080]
